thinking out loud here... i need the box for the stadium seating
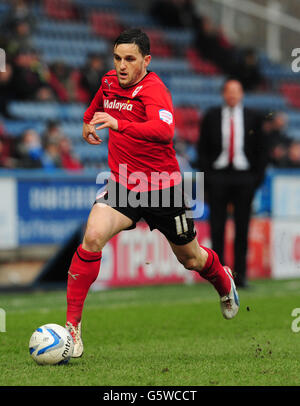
[7,102,86,122]
[1,0,299,169]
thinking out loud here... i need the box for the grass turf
[0,278,300,386]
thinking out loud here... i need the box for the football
[29,323,74,365]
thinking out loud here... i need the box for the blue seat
[8,102,86,121]
[173,92,221,105]
[36,19,93,38]
[150,58,192,76]
[287,111,300,127]
[164,29,194,47]
[118,12,157,28]
[3,120,46,137]
[287,129,300,140]
[42,52,86,68]
[244,94,287,110]
[168,75,224,93]
[73,0,132,11]
[74,144,108,163]
[32,35,108,56]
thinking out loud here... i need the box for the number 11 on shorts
[175,214,188,235]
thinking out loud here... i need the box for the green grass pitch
[0,278,300,386]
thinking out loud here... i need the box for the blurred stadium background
[0,0,300,291]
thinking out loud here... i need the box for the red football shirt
[83,70,181,191]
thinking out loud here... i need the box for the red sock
[66,244,102,325]
[198,246,231,297]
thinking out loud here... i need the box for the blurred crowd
[0,0,300,170]
[0,0,108,114]
[0,0,108,170]
[0,119,83,170]
[262,112,300,168]
[150,0,264,91]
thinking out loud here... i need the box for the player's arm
[90,85,175,144]
[82,86,104,145]
[117,104,174,144]
[90,105,173,145]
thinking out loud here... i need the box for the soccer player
[65,29,239,357]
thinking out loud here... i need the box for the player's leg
[168,237,239,319]
[168,237,231,297]
[66,203,133,356]
[142,184,239,319]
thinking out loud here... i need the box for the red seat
[174,107,201,143]
[90,12,123,39]
[44,0,77,20]
[280,82,300,109]
[146,29,172,58]
[70,70,91,104]
[186,48,220,75]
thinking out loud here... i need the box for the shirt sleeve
[117,84,175,144]
[83,86,104,124]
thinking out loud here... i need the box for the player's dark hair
[114,28,150,56]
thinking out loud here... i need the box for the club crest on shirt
[132,85,143,98]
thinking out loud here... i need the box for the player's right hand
[82,122,102,145]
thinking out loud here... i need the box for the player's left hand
[90,112,118,131]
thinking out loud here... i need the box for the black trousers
[206,169,257,285]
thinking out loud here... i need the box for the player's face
[223,80,244,108]
[114,43,151,88]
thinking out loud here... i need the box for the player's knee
[83,226,106,252]
[178,255,199,271]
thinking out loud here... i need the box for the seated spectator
[11,47,54,101]
[286,141,300,168]
[15,128,43,168]
[150,0,196,28]
[3,0,35,30]
[0,122,15,168]
[59,137,83,171]
[231,47,263,91]
[269,142,290,167]
[49,61,76,102]
[41,140,62,170]
[42,120,64,148]
[263,112,292,167]
[0,139,9,168]
[193,15,238,74]
[0,63,14,117]
[5,19,34,59]
[80,54,108,102]
[174,137,194,172]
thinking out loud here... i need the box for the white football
[29,323,74,365]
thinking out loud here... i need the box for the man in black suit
[197,79,268,287]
